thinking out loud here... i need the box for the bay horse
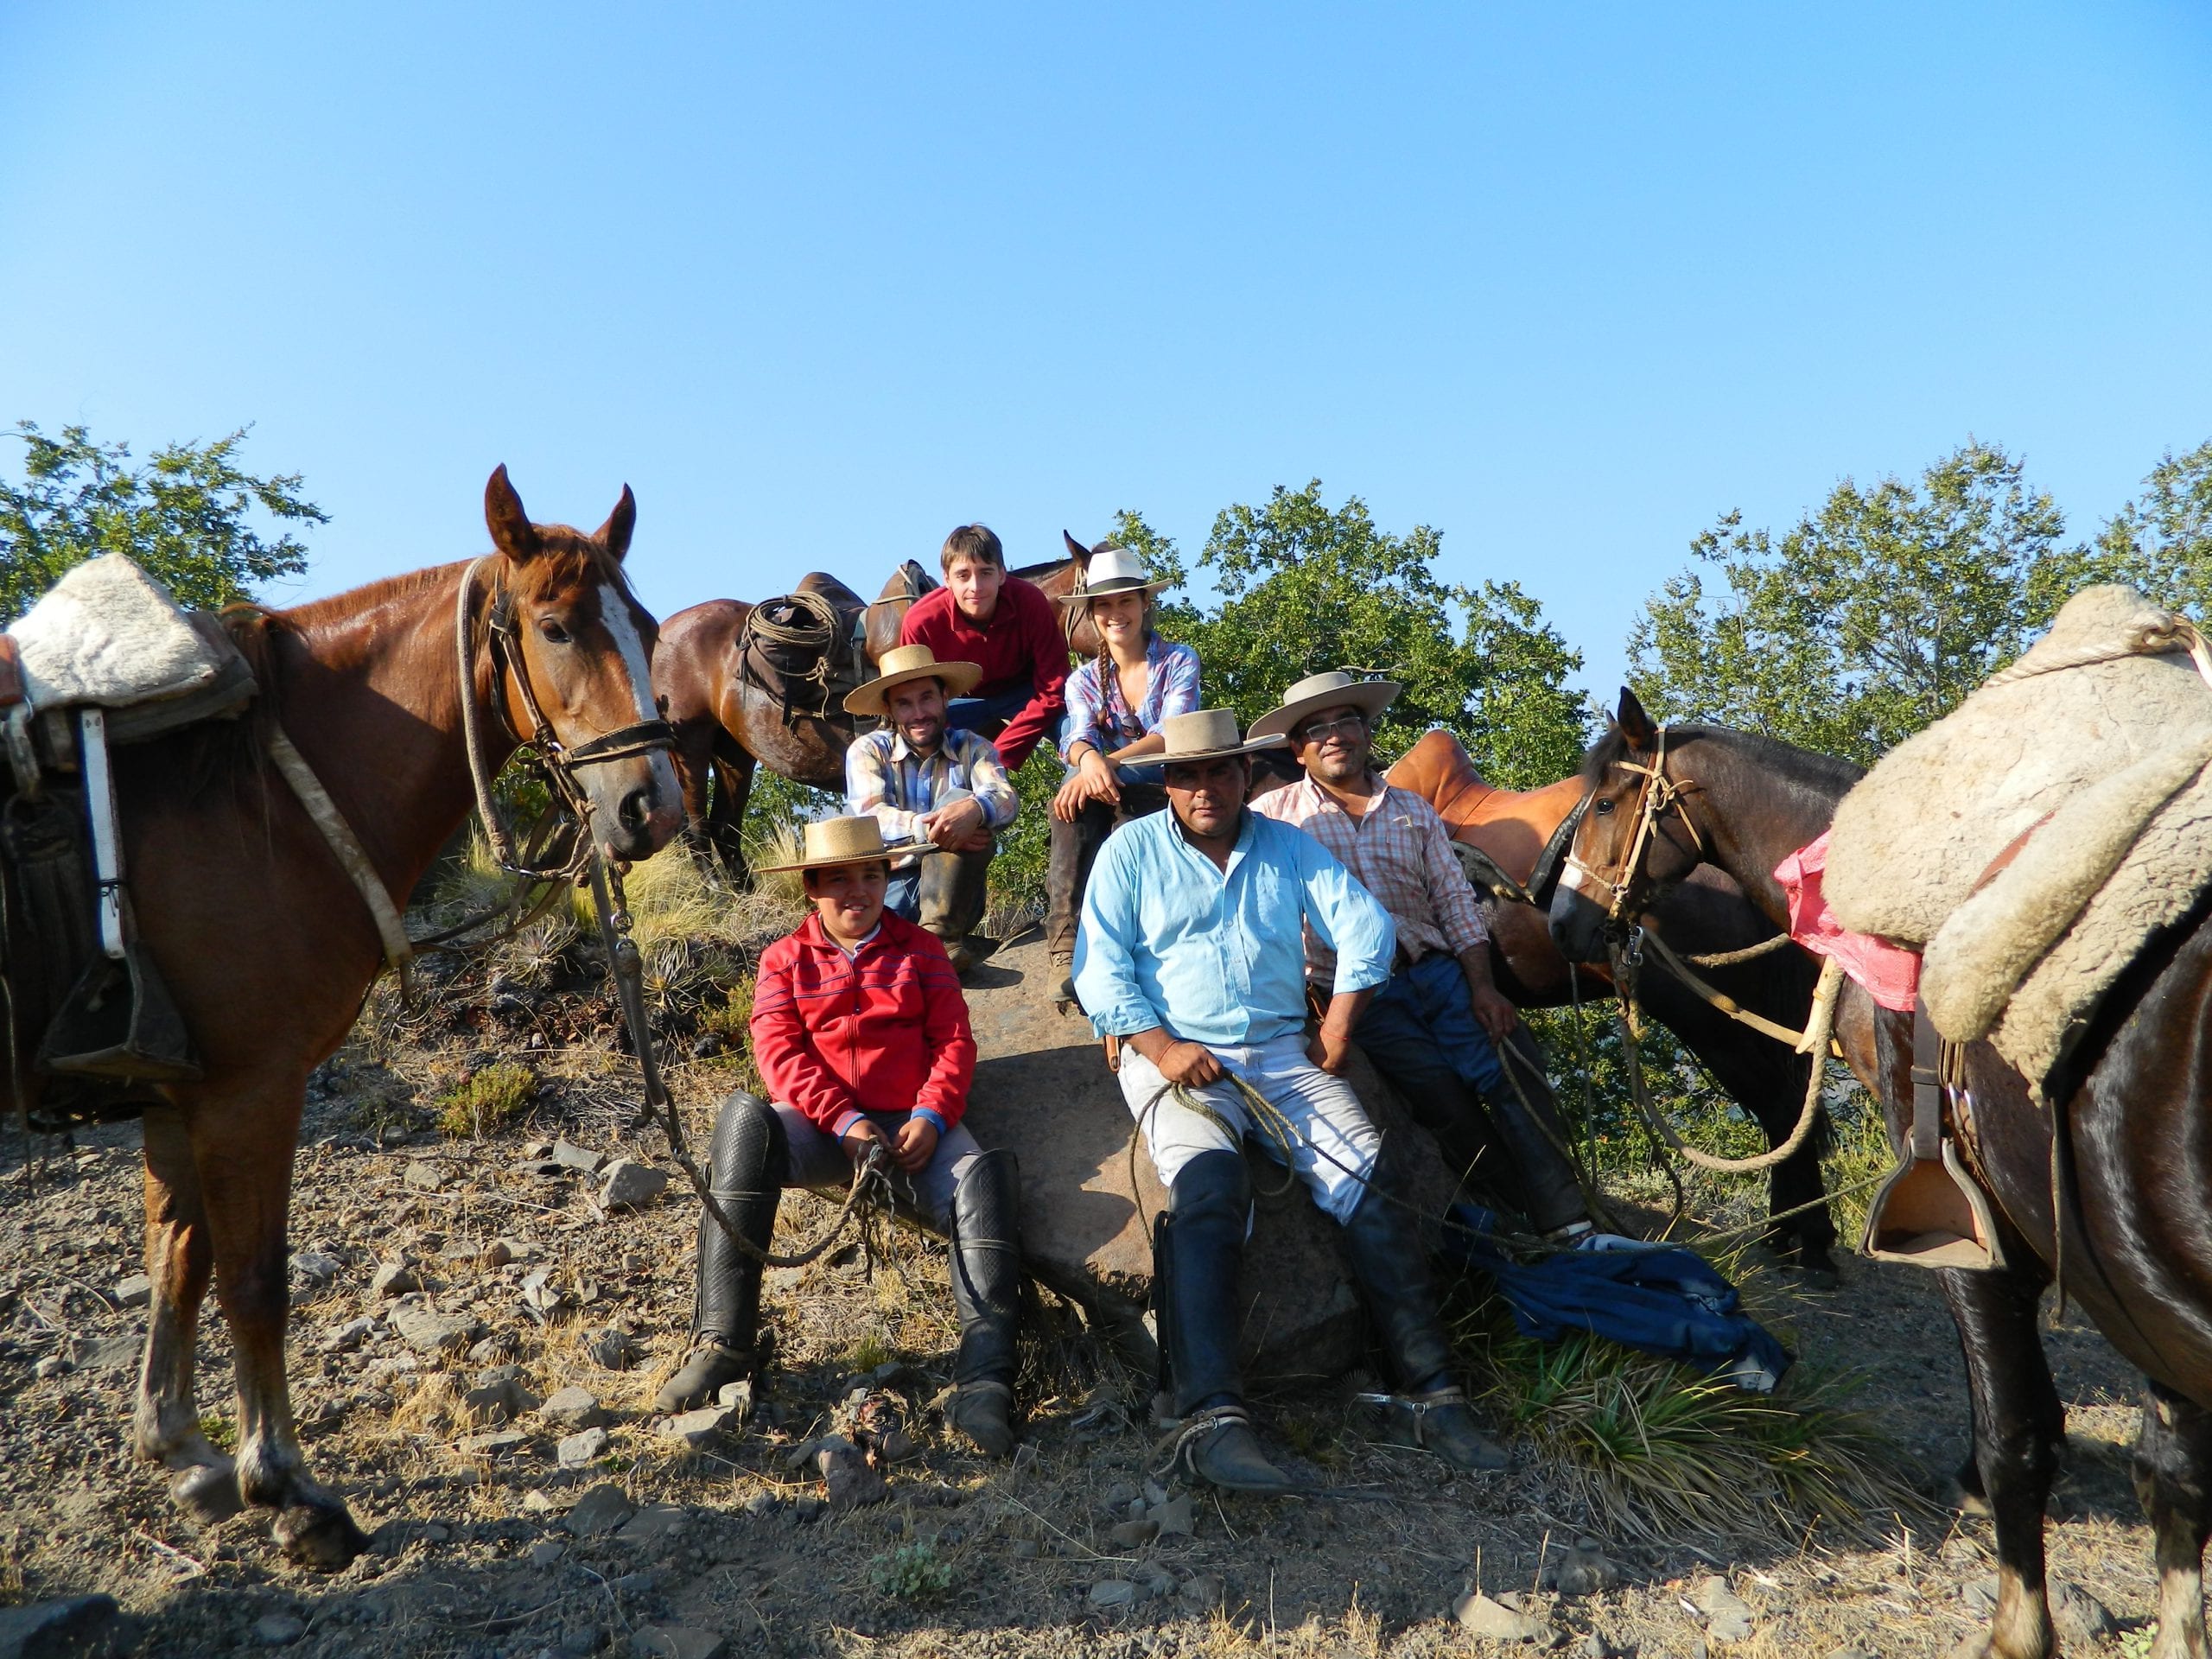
[1386,729,1845,1280]
[9,468,683,1568]
[1551,689,2212,1659]
[655,562,936,880]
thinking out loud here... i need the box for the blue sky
[5,3,2209,708]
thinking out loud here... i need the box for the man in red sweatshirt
[897,523,1069,772]
[654,816,1023,1456]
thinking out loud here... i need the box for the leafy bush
[435,1062,537,1139]
[868,1541,955,1602]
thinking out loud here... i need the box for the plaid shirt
[1250,773,1488,982]
[845,728,1019,867]
[1060,638,1203,760]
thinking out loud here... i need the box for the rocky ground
[0,967,2177,1659]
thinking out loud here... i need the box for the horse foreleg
[133,1106,241,1523]
[2135,1380,2212,1659]
[1942,1262,2063,1659]
[194,1084,368,1569]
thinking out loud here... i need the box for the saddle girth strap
[265,726,416,998]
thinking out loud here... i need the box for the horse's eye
[538,619,573,645]
[1594,798,1614,815]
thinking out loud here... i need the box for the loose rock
[814,1434,888,1510]
[617,1503,691,1547]
[403,1160,448,1193]
[0,1595,134,1659]
[1088,1580,1140,1610]
[1453,1591,1552,1643]
[542,1386,607,1430]
[292,1252,342,1289]
[1694,1576,1756,1644]
[253,1611,306,1646]
[558,1427,611,1469]
[111,1274,152,1308]
[1554,1539,1621,1597]
[551,1139,603,1173]
[563,1482,637,1536]
[2052,1581,2115,1646]
[597,1159,670,1210]
[371,1262,420,1298]
[659,1408,733,1451]
[529,1540,566,1569]
[581,1326,639,1370]
[631,1627,727,1659]
[389,1303,480,1355]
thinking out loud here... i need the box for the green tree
[2077,437,2212,619]
[0,422,325,623]
[1126,482,1589,789]
[1626,441,2085,766]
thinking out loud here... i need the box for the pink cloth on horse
[1775,831,1921,1012]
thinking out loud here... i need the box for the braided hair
[1092,593,1154,747]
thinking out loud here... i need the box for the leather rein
[1560,725,1707,932]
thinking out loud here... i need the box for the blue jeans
[1357,951,1505,1094]
[887,862,921,922]
[944,683,1032,741]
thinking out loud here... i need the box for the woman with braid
[1046,543,1199,1001]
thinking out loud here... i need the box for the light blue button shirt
[1073,807,1395,1047]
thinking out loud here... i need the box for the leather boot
[1155,1151,1296,1493]
[656,1092,784,1414]
[945,1148,1023,1457]
[918,847,995,969]
[1338,1175,1510,1472]
[1479,1026,1589,1236]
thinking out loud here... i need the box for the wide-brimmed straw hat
[1057,543,1172,606]
[842,643,983,718]
[1247,668,1403,742]
[755,815,929,874]
[1154,708,1288,765]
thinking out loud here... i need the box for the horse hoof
[1945,1474,1993,1518]
[168,1462,243,1524]
[275,1501,371,1570]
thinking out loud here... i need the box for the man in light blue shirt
[1074,709,1510,1493]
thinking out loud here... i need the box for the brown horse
[1385,728,1848,1279]
[655,563,935,880]
[6,468,683,1567]
[1551,690,2212,1659]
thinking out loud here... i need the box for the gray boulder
[959,935,1456,1382]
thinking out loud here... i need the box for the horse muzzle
[589,750,683,861]
[1548,883,1611,965]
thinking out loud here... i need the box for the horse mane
[1580,721,1865,795]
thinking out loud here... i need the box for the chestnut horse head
[479,466,683,861]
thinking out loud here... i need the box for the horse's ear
[595,485,637,563]
[1617,687,1659,747]
[1062,530,1091,567]
[485,465,541,563]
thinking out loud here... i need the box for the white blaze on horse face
[1560,858,1600,898]
[598,582,660,724]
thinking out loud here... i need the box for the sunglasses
[1297,715,1368,746]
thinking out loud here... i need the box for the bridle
[454,555,676,879]
[1559,724,1706,934]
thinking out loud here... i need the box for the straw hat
[754,815,927,874]
[1057,543,1171,606]
[843,643,983,718]
[1247,669,1403,742]
[1154,708,1289,765]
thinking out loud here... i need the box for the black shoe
[655,1338,750,1414]
[948,1379,1016,1458]
[1359,1384,1510,1471]
[1163,1407,1299,1493]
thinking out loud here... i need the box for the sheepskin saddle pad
[1825,584,2212,1091]
[7,555,245,713]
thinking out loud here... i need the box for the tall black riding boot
[945,1148,1024,1457]
[1338,1173,1510,1472]
[1479,1025,1589,1236]
[656,1091,785,1413]
[1154,1150,1295,1493]
[918,847,995,969]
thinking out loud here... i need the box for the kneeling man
[658,816,1023,1456]
[1073,709,1508,1491]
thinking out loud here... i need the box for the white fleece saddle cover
[8,555,235,710]
[1825,585,2212,1090]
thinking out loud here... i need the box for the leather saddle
[2,558,260,1126]
[1384,729,1592,903]
[739,572,873,725]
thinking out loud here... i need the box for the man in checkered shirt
[1249,671,1591,1240]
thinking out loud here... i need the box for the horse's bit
[1558,724,1706,938]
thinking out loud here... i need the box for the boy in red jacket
[655,817,1023,1456]
[896,523,1069,771]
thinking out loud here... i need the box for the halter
[454,555,676,877]
[1559,724,1706,931]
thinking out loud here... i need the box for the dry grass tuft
[1466,1305,1925,1552]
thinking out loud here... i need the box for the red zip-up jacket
[897,576,1070,771]
[748,910,976,1137]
